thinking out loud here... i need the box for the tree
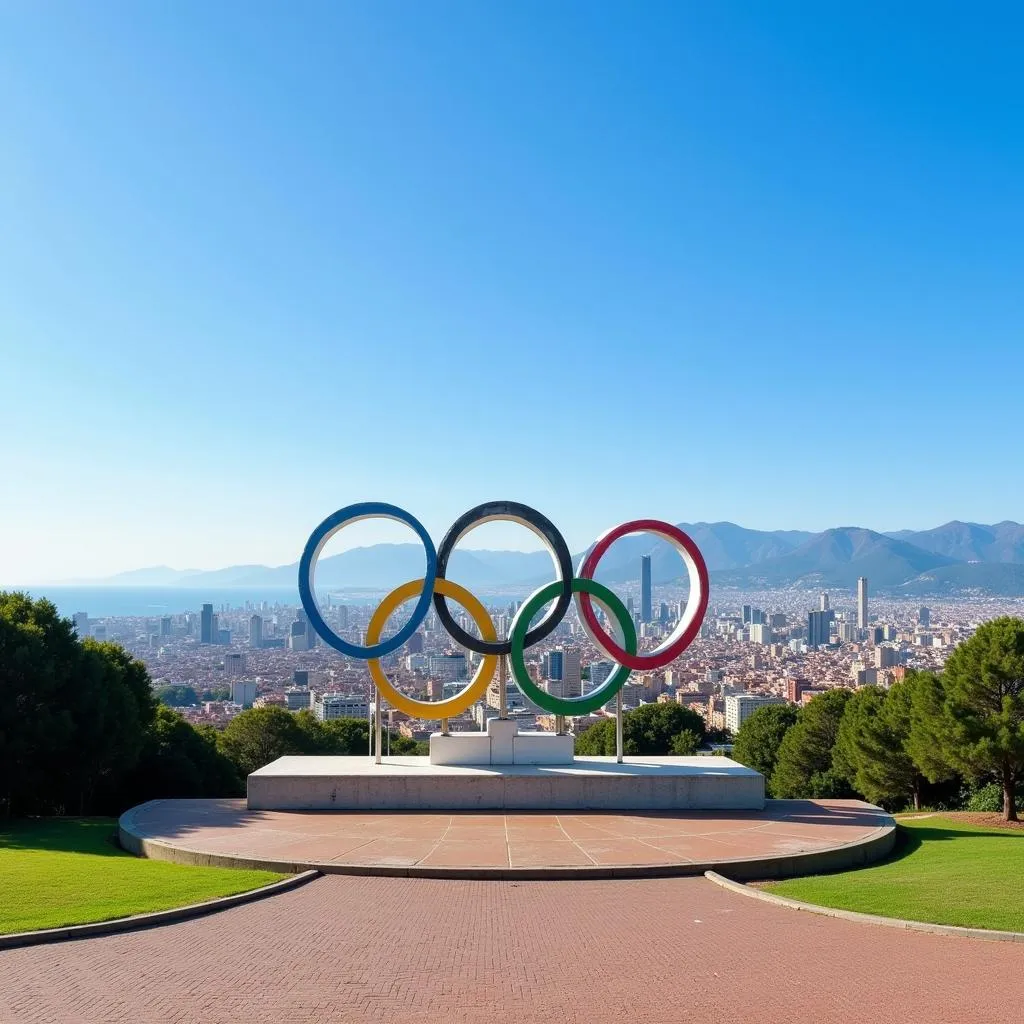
[124,705,243,802]
[832,686,922,809]
[217,706,312,776]
[574,703,706,756]
[771,689,853,799]
[670,729,701,756]
[731,704,798,794]
[156,685,200,707]
[936,617,1024,821]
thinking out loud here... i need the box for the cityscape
[68,559,1009,743]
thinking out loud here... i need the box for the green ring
[509,577,637,716]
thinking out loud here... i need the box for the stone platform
[429,717,575,766]
[247,755,764,811]
[118,798,895,879]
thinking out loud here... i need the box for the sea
[14,586,304,619]
[11,583,537,619]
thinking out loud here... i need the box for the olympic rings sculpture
[298,501,709,720]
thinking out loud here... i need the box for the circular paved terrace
[2,873,1021,1024]
[120,797,893,878]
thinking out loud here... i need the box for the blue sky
[2,2,1023,582]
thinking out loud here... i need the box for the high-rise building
[918,606,931,628]
[543,650,564,681]
[724,694,787,733]
[742,604,752,624]
[407,631,424,654]
[249,614,263,648]
[640,555,652,623]
[288,619,309,651]
[160,616,172,637]
[659,602,670,626]
[200,603,214,644]
[297,608,316,649]
[73,611,89,635]
[857,577,869,629]
[562,651,582,698]
[225,652,246,677]
[819,592,830,612]
[749,623,772,645]
[589,660,614,692]
[230,680,257,707]
[807,609,835,649]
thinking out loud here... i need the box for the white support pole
[616,690,624,763]
[375,699,383,765]
[441,716,449,736]
[499,655,508,720]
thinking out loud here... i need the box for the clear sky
[2,1,1023,582]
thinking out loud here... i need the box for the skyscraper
[807,609,835,649]
[562,651,582,698]
[543,650,564,681]
[857,577,868,629]
[200,603,214,644]
[819,592,830,612]
[918,606,931,628]
[249,614,263,648]
[640,555,652,624]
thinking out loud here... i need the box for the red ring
[576,519,709,671]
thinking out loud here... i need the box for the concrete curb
[0,870,320,951]
[703,870,1024,944]
[119,801,896,882]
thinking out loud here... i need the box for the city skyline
[4,4,1024,582]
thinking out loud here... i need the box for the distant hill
[714,528,956,589]
[70,518,1024,596]
[894,562,1024,597]
[885,521,1024,564]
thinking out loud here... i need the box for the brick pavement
[1,875,1022,1024]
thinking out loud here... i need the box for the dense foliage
[0,592,421,816]
[574,702,706,756]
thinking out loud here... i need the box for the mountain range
[69,520,1024,596]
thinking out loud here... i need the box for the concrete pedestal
[246,755,766,811]
[429,719,575,767]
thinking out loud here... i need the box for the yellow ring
[366,577,497,719]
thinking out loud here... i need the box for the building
[742,604,752,624]
[562,651,582,698]
[427,678,445,700]
[857,577,869,629]
[589,660,613,692]
[285,688,311,711]
[314,693,370,721]
[288,619,309,652]
[224,652,246,677]
[807,609,835,649]
[230,680,258,708]
[819,592,830,612]
[428,653,467,682]
[724,694,787,734]
[73,611,89,635]
[407,631,424,654]
[543,650,564,681]
[249,614,263,648]
[918,606,931,628]
[875,646,899,669]
[200,603,214,644]
[640,555,652,624]
[160,616,172,637]
[749,623,772,645]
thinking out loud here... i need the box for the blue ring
[298,502,437,659]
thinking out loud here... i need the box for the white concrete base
[429,719,576,766]
[247,756,765,811]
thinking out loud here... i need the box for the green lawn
[0,818,284,935]
[765,816,1024,931]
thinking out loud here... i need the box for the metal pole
[615,689,624,763]
[499,655,507,720]
[374,700,383,765]
[387,710,391,757]
[441,716,449,736]
[555,713,565,736]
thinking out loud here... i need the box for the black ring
[433,500,574,657]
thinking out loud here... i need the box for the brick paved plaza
[2,873,1021,1023]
